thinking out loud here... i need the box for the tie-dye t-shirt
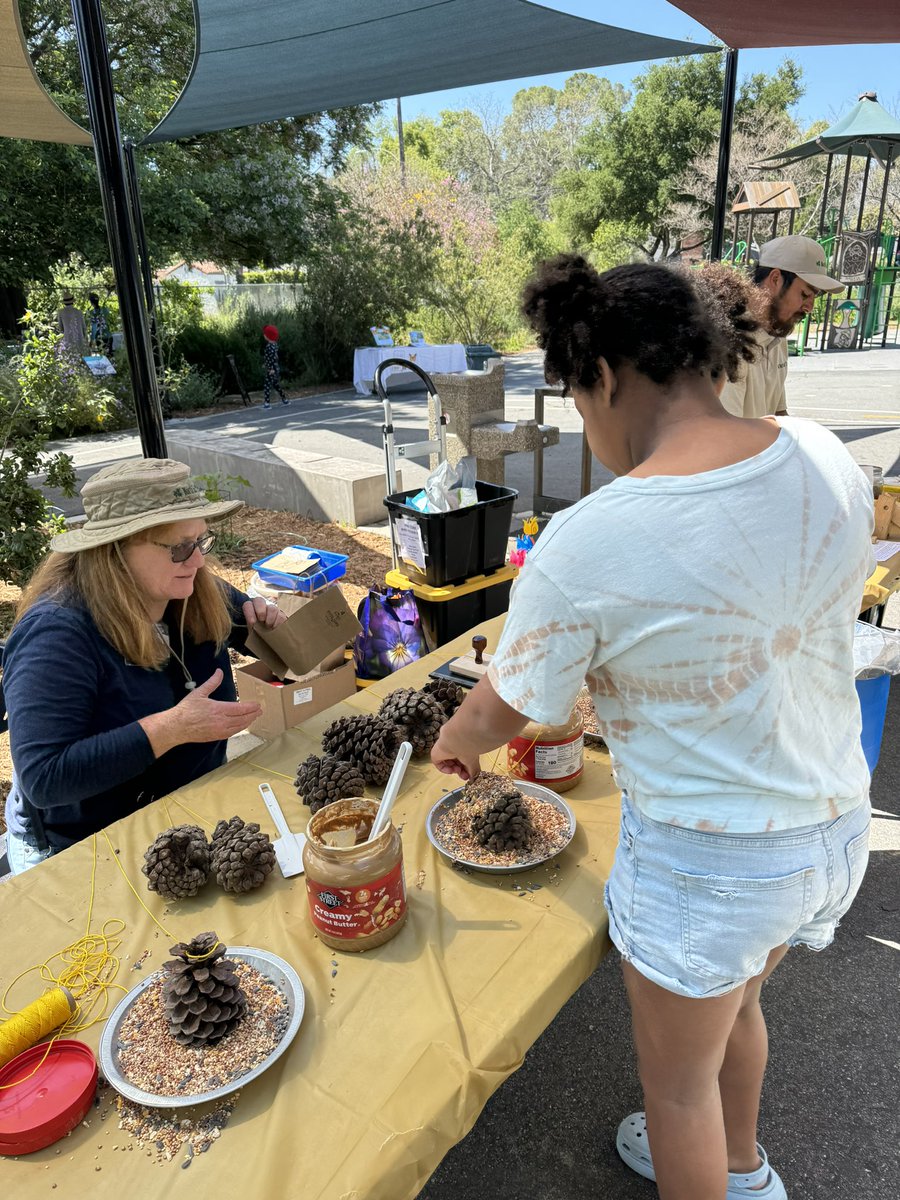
[488,418,874,832]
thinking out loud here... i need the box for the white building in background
[155,261,237,287]
[154,261,302,315]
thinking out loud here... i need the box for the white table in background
[353,343,467,395]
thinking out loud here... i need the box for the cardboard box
[245,587,360,679]
[237,586,362,739]
[236,658,357,740]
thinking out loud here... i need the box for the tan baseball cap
[51,458,243,552]
[758,236,843,294]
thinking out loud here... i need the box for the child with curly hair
[432,255,873,1200]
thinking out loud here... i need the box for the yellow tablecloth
[1,618,619,1200]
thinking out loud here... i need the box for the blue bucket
[856,673,891,773]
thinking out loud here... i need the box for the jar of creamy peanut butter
[303,798,407,952]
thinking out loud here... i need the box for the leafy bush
[0,321,81,585]
[167,363,218,412]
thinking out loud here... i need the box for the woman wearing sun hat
[3,458,286,873]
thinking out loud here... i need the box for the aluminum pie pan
[426,780,576,874]
[98,947,304,1108]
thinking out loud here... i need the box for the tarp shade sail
[669,2,900,48]
[0,0,91,143]
[757,95,900,166]
[142,0,715,144]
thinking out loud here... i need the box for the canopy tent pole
[70,0,166,459]
[710,47,738,261]
[123,140,165,384]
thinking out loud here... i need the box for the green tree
[553,55,804,256]
[0,1,378,317]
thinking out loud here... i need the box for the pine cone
[322,714,399,786]
[161,931,246,1047]
[377,687,446,756]
[210,816,276,893]
[422,677,465,718]
[142,824,210,900]
[295,754,366,814]
[469,779,533,853]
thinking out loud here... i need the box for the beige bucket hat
[50,459,244,553]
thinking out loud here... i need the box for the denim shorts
[604,793,871,999]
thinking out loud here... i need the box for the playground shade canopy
[757,94,900,165]
[0,0,91,144]
[141,0,715,144]
[669,1,900,48]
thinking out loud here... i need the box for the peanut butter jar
[506,707,584,794]
[303,798,407,952]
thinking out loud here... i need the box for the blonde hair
[16,527,233,669]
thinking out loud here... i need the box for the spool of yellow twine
[0,987,76,1069]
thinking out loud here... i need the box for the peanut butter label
[508,732,584,782]
[306,862,407,941]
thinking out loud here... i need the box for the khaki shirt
[720,331,788,418]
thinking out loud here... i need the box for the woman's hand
[430,676,531,783]
[139,669,262,756]
[242,597,286,631]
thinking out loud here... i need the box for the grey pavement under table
[418,689,900,1200]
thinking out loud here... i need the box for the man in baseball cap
[721,235,843,419]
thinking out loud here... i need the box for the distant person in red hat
[262,324,288,409]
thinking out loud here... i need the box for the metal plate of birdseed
[426,780,576,874]
[99,948,304,1108]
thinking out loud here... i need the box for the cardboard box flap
[245,587,361,678]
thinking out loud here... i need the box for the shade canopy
[142,0,714,144]
[669,2,900,48]
[757,94,900,166]
[0,0,91,144]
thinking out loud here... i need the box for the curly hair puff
[521,254,741,395]
[689,262,767,383]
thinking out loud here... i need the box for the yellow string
[162,797,175,828]
[0,836,126,1087]
[245,761,297,785]
[169,794,211,829]
[99,830,223,962]
[491,728,542,776]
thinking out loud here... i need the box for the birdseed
[116,962,289,1097]
[433,773,571,867]
[116,1092,239,1162]
[575,689,605,744]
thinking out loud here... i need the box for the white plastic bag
[853,620,900,677]
[407,457,479,513]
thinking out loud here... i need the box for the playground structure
[727,180,801,264]
[754,92,900,352]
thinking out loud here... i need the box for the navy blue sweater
[3,585,252,852]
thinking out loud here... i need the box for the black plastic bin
[463,344,497,371]
[384,481,517,587]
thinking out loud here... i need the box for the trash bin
[464,344,497,371]
[856,672,891,773]
[384,481,517,587]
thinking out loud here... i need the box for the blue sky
[402,1,899,130]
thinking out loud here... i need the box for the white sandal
[616,1112,788,1198]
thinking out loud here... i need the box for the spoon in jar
[368,741,413,841]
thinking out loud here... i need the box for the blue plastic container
[252,545,348,594]
[856,673,891,773]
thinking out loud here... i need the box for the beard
[766,296,804,338]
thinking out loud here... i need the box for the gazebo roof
[757,94,900,166]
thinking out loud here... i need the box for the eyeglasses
[152,532,217,563]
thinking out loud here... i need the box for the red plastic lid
[0,1040,98,1156]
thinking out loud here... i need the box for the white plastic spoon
[368,741,413,841]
